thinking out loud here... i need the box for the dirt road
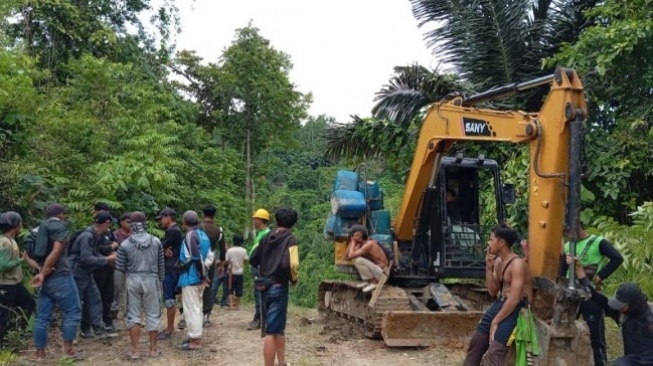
[15,304,466,366]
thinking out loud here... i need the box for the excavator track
[318,281,412,339]
[318,280,485,347]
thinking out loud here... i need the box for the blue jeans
[252,267,262,321]
[163,269,179,308]
[264,284,288,336]
[210,271,229,306]
[476,299,522,345]
[34,274,81,349]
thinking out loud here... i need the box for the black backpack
[376,241,395,268]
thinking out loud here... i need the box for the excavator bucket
[381,310,483,348]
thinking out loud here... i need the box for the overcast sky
[173,0,436,122]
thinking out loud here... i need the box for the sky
[173,0,436,122]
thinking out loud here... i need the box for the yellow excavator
[320,68,593,364]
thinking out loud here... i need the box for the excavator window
[432,158,504,279]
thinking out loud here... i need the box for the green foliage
[550,0,653,222]
[593,202,653,296]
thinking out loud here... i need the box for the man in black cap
[156,208,184,339]
[69,211,117,339]
[32,203,82,361]
[91,202,120,334]
[569,256,653,366]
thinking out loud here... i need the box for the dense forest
[0,0,652,327]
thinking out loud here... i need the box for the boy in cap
[569,256,653,366]
[32,204,82,361]
[116,212,164,359]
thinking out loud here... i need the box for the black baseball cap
[608,282,642,311]
[94,211,115,224]
[155,207,176,220]
[94,202,111,212]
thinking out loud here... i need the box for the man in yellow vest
[247,208,271,331]
[562,221,623,366]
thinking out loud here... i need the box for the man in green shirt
[247,208,270,331]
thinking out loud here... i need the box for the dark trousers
[75,272,104,332]
[0,283,35,343]
[93,265,115,327]
[580,298,607,366]
[202,265,216,315]
[252,266,262,321]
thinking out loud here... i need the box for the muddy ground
[14,304,466,366]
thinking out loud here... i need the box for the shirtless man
[346,225,389,293]
[463,223,533,366]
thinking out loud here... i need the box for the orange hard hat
[252,208,270,220]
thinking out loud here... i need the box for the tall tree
[172,25,311,234]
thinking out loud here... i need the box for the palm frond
[323,116,412,161]
[372,64,466,127]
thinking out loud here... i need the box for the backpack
[25,218,62,263]
[376,241,395,267]
[66,228,92,257]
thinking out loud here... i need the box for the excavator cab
[409,154,509,280]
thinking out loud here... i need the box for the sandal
[62,351,85,362]
[125,353,141,361]
[150,349,161,358]
[158,331,173,340]
[177,342,201,351]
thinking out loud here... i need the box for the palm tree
[410,0,598,109]
[324,65,465,160]
[324,0,598,160]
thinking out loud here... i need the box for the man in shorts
[250,207,299,366]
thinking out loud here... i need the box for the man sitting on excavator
[463,223,534,366]
[346,225,389,293]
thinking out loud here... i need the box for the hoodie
[250,229,299,287]
[115,231,164,281]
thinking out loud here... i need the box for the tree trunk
[245,128,253,238]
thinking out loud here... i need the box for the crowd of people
[0,202,299,366]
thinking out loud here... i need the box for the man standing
[250,207,299,366]
[463,223,533,366]
[115,212,165,360]
[561,221,623,366]
[247,208,271,331]
[199,204,225,327]
[92,202,119,334]
[225,235,248,310]
[177,211,210,351]
[156,207,183,340]
[70,211,117,339]
[32,204,82,361]
[346,225,389,293]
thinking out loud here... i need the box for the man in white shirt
[225,235,248,310]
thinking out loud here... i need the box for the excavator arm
[395,68,587,280]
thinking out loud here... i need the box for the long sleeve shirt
[0,236,23,285]
[579,277,653,362]
[115,232,164,281]
[560,237,623,280]
[72,229,107,273]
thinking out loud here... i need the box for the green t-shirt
[248,227,270,257]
